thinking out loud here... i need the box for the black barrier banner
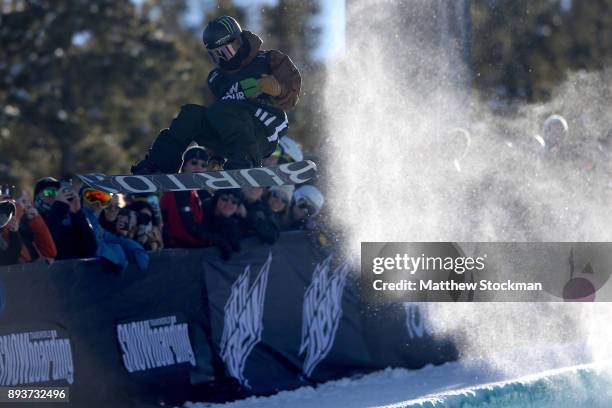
[202,233,456,395]
[361,242,612,302]
[0,233,457,407]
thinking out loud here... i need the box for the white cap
[293,185,324,216]
[268,185,295,202]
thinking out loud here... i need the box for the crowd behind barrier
[0,137,328,268]
[3,114,611,265]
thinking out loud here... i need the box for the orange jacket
[1,203,57,262]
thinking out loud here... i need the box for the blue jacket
[83,207,149,272]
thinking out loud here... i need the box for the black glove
[246,143,263,168]
[131,155,161,175]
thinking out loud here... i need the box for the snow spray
[323,0,612,377]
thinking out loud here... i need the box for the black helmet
[34,177,60,197]
[202,16,242,65]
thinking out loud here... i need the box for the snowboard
[77,160,317,194]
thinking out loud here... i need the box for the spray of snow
[323,0,612,378]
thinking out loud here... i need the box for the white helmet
[293,185,324,216]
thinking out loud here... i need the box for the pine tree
[472,0,612,103]
[0,0,215,190]
[260,0,322,151]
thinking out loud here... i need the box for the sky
[313,0,345,59]
[183,0,345,60]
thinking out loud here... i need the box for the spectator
[0,189,56,265]
[127,200,163,251]
[160,146,211,248]
[14,191,57,263]
[239,187,279,244]
[201,189,244,260]
[286,185,325,231]
[33,177,97,260]
[0,200,20,266]
[99,194,121,234]
[125,193,164,228]
[542,114,568,153]
[80,187,149,272]
[263,185,294,229]
[115,207,136,238]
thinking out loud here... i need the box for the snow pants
[147,100,277,173]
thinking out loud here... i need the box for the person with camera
[126,200,163,251]
[0,186,57,265]
[80,186,149,272]
[33,177,97,260]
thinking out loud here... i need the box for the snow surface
[185,345,612,408]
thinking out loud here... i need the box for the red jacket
[160,191,210,248]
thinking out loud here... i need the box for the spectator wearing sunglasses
[287,185,325,231]
[263,185,294,230]
[200,189,244,260]
[80,187,148,272]
[238,187,279,244]
[160,146,212,248]
[33,177,97,260]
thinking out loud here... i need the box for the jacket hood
[237,31,263,69]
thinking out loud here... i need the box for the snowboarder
[131,15,301,174]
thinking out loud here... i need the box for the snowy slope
[186,362,612,408]
[185,345,611,408]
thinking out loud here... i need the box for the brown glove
[257,74,282,97]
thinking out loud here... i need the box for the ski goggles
[40,187,58,198]
[296,198,317,216]
[82,188,112,208]
[207,38,241,64]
